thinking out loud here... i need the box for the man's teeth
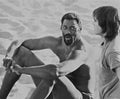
[65,37,71,40]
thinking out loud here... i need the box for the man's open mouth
[64,34,73,46]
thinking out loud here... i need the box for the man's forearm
[21,40,31,50]
[18,64,58,80]
[58,61,84,77]
[58,50,88,77]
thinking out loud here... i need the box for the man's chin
[63,34,75,46]
[64,40,73,46]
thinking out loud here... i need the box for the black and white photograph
[0,0,120,99]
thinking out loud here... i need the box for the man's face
[61,19,81,46]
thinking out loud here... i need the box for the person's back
[99,34,120,99]
[92,6,120,99]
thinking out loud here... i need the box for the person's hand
[11,62,22,75]
[3,57,13,71]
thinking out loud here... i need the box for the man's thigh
[14,46,45,86]
[15,46,54,99]
[14,46,44,67]
[52,76,82,99]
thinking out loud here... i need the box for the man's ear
[78,27,82,31]
[79,24,82,31]
[80,27,82,31]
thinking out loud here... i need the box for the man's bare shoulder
[74,39,83,50]
[44,36,61,42]
[41,36,62,46]
[20,36,62,50]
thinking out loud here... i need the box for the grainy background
[0,0,120,99]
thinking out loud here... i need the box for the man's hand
[12,62,21,75]
[3,57,13,71]
[58,49,88,77]
[3,58,21,75]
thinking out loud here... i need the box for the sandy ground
[0,0,120,98]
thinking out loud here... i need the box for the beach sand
[0,0,120,98]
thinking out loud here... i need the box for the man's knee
[13,46,44,67]
[12,46,32,66]
[13,46,31,58]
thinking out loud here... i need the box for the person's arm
[12,48,88,78]
[57,36,90,76]
[116,67,120,80]
[107,51,120,79]
[57,49,88,76]
[5,36,58,58]
[12,63,58,80]
[3,36,58,69]
[21,36,58,50]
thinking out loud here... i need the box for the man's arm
[6,36,58,58]
[12,63,58,80]
[57,36,89,76]
[12,49,88,78]
[21,36,58,50]
[57,49,88,76]
[3,36,58,68]
[116,67,120,80]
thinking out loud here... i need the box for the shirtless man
[1,13,91,99]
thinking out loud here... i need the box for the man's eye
[63,26,67,30]
[70,26,76,31]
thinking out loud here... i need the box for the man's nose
[64,32,71,36]
[65,30,71,34]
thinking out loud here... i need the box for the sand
[0,0,120,98]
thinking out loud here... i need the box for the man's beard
[63,34,75,46]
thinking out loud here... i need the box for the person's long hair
[93,6,120,41]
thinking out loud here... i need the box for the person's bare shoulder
[45,36,60,44]
[42,36,61,47]
[22,36,61,50]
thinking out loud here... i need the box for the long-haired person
[93,6,120,99]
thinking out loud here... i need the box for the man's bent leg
[21,47,54,99]
[13,46,81,99]
[18,47,54,99]
[30,79,55,99]
[0,46,26,99]
[0,72,20,99]
[52,76,83,99]
[0,46,44,99]
[15,46,54,99]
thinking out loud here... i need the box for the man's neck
[61,37,73,50]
